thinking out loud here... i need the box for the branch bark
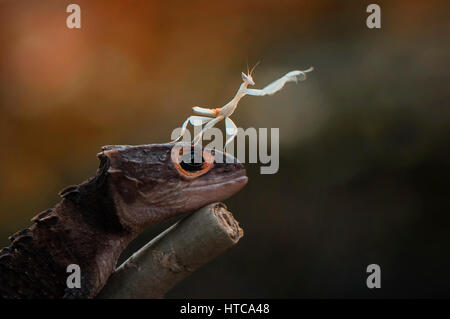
[97,202,243,299]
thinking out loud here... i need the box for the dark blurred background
[0,0,449,298]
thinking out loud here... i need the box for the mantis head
[241,72,255,86]
[242,61,260,86]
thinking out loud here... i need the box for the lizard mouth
[186,154,248,202]
[183,171,248,208]
[189,175,248,193]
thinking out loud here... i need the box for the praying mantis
[172,64,314,147]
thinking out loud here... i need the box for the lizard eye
[171,145,214,178]
[180,148,204,172]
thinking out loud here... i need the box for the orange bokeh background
[0,0,449,297]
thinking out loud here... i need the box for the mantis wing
[246,68,313,97]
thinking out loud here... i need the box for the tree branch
[97,202,243,299]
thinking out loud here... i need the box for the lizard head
[100,143,247,231]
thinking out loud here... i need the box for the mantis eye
[241,73,254,85]
[171,145,214,178]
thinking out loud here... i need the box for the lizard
[0,143,247,299]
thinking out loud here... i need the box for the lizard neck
[0,198,135,299]
[0,157,137,299]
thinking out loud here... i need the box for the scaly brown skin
[0,144,247,299]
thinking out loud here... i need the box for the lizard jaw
[103,144,248,230]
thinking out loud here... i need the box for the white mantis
[172,63,314,147]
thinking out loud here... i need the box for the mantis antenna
[249,60,260,76]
